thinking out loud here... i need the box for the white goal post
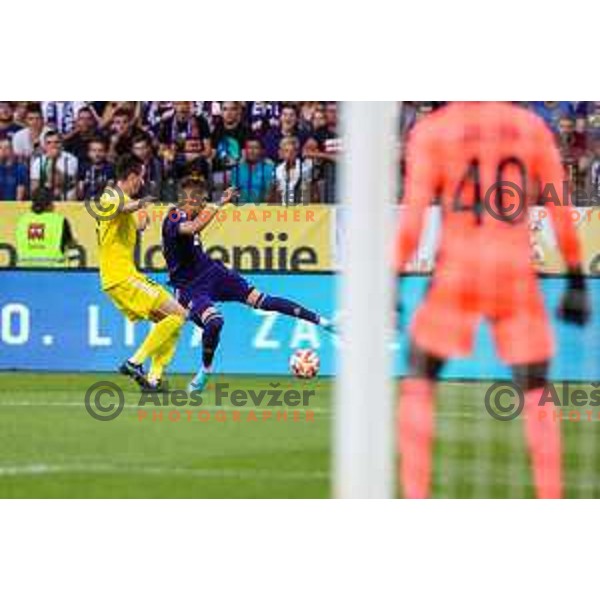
[334,102,399,499]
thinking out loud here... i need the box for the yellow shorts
[106,274,173,322]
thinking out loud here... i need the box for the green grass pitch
[0,373,598,498]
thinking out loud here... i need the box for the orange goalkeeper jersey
[396,101,582,309]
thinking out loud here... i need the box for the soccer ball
[289,348,320,379]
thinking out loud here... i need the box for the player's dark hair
[179,175,207,195]
[115,153,143,181]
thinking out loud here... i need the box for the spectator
[107,107,145,159]
[12,102,29,127]
[172,137,211,182]
[303,101,340,203]
[98,102,142,131]
[30,130,78,201]
[0,102,22,142]
[262,103,307,161]
[64,107,98,162]
[12,104,45,159]
[556,116,587,192]
[269,136,314,205]
[298,102,321,133]
[157,101,211,161]
[41,101,87,136]
[311,106,326,131]
[581,131,600,205]
[131,133,163,197]
[77,137,114,201]
[531,101,576,134]
[304,101,341,159]
[0,139,27,201]
[212,101,249,170]
[576,101,600,139]
[15,188,77,267]
[231,137,275,204]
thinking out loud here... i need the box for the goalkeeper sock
[397,377,435,499]
[257,295,320,324]
[130,314,185,366]
[523,388,562,499]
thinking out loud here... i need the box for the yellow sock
[130,314,185,366]
[148,330,179,382]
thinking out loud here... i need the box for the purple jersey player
[161,177,335,392]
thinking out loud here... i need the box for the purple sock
[200,314,223,369]
[259,295,320,324]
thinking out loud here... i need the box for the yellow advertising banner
[396,206,600,275]
[529,207,600,275]
[2,202,599,274]
[0,202,335,271]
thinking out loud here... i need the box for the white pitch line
[0,401,331,414]
[0,400,490,421]
[0,462,328,481]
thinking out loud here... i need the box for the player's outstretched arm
[121,196,152,214]
[95,187,150,220]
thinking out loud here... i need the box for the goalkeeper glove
[557,268,591,326]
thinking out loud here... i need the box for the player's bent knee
[191,307,224,334]
[171,302,188,318]
[200,306,220,322]
[512,362,549,392]
[246,289,263,308]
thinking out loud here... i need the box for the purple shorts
[175,264,253,317]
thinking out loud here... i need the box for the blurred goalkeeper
[395,102,591,499]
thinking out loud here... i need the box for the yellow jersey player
[95,154,187,389]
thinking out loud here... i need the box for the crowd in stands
[1,101,599,206]
[400,101,600,205]
[0,101,340,204]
